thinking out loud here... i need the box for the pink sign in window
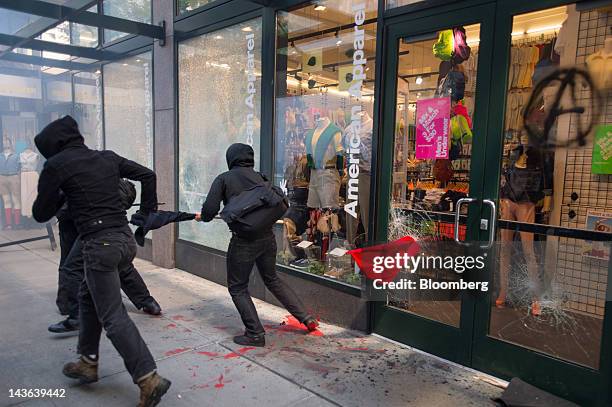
[415,97,450,159]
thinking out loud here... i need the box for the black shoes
[233,333,265,347]
[141,297,162,316]
[48,318,79,333]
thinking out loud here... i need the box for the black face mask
[345,73,354,83]
[307,56,317,66]
[308,79,316,89]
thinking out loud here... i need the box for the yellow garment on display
[450,114,473,143]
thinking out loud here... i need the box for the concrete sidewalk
[0,235,503,407]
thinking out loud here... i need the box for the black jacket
[32,115,157,236]
[200,143,267,234]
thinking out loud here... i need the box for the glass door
[471,2,612,405]
[373,3,496,365]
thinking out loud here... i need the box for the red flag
[348,236,421,282]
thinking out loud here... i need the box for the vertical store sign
[345,3,366,219]
[415,97,450,159]
[245,32,256,146]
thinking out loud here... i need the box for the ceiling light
[215,35,223,40]
[95,70,101,74]
[314,5,326,11]
[122,63,128,66]
[135,59,141,62]
[526,24,562,34]
[242,26,252,32]
[336,40,342,46]
[415,76,423,85]
[511,31,524,36]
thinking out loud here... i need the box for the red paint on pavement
[197,351,219,357]
[214,374,225,389]
[164,323,177,329]
[164,347,190,356]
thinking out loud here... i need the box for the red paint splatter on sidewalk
[164,347,190,356]
[197,351,219,358]
[214,374,225,389]
[237,347,256,354]
[164,323,177,329]
[224,352,240,359]
[268,316,324,336]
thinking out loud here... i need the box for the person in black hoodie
[197,143,319,347]
[32,116,170,407]
[49,179,162,334]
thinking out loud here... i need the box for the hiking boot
[233,333,265,347]
[303,316,319,332]
[141,297,162,316]
[137,372,171,407]
[49,318,79,333]
[62,356,98,383]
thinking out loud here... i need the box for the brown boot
[62,356,98,383]
[137,372,171,407]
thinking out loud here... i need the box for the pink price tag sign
[415,97,451,159]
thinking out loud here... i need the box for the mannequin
[0,138,21,229]
[497,137,553,315]
[305,116,343,208]
[344,110,373,244]
[19,142,40,219]
[305,116,344,261]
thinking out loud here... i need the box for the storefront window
[103,52,153,227]
[177,0,214,14]
[386,0,427,9]
[178,19,262,251]
[73,71,103,150]
[103,53,153,168]
[274,1,377,286]
[490,4,611,369]
[103,0,151,43]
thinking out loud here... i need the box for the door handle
[454,197,477,245]
[481,199,497,249]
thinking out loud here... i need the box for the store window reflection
[177,0,214,14]
[274,1,377,286]
[74,72,103,150]
[103,0,151,43]
[178,19,262,251]
[103,52,153,229]
[490,4,611,369]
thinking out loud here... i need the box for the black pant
[57,218,79,314]
[62,237,153,320]
[78,226,156,383]
[227,233,310,336]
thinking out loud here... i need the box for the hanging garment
[433,30,454,61]
[452,26,471,64]
[586,49,612,90]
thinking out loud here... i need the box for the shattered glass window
[178,19,262,251]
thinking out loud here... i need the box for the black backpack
[220,174,288,235]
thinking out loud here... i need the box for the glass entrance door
[373,3,496,364]
[471,3,612,405]
[374,2,611,404]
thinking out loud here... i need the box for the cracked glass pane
[178,18,262,251]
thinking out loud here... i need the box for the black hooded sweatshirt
[200,143,268,237]
[32,115,157,237]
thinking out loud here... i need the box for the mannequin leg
[10,175,21,227]
[516,202,540,315]
[497,199,516,306]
